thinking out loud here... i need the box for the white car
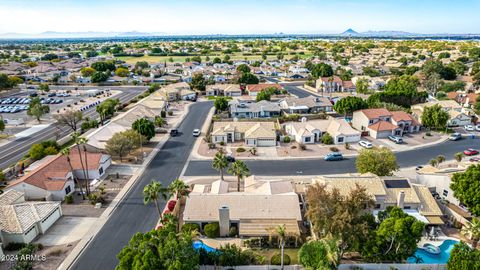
[358,140,373,149]
[192,129,201,137]
[465,125,475,131]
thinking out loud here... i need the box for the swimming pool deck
[200,237,243,249]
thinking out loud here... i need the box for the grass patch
[206,96,233,101]
[252,248,299,265]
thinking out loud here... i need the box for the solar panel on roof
[384,179,410,189]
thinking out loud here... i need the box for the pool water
[193,240,217,253]
[407,239,459,264]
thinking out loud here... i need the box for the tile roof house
[279,96,333,114]
[211,121,277,147]
[284,118,361,145]
[206,84,242,97]
[314,174,444,225]
[411,100,471,127]
[163,82,196,101]
[0,190,62,244]
[352,108,420,139]
[229,100,281,119]
[315,76,356,93]
[5,149,111,201]
[246,84,282,97]
[183,176,302,237]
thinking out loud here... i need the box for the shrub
[167,110,173,116]
[204,222,220,238]
[5,242,26,251]
[182,223,200,233]
[321,132,334,145]
[330,147,339,152]
[270,253,291,265]
[161,110,167,118]
[64,194,74,204]
[426,132,432,136]
[219,141,225,146]
[87,192,105,205]
[250,147,257,155]
[229,226,237,237]
[167,200,177,211]
[283,136,291,143]
[345,142,350,149]
[291,145,297,149]
[236,147,246,153]
[299,143,307,150]
[208,143,216,149]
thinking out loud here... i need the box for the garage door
[40,208,62,233]
[257,138,276,147]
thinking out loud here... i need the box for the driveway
[34,216,97,246]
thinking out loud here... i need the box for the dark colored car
[226,156,235,162]
[170,129,179,136]
[324,152,344,161]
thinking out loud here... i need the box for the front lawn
[252,248,300,265]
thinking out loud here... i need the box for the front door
[227,133,233,142]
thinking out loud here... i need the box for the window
[374,204,381,209]
[443,189,449,197]
[337,137,344,143]
[369,120,374,124]
[65,185,71,195]
[404,206,411,209]
[99,167,104,175]
[385,117,390,122]
[304,137,311,142]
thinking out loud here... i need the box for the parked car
[358,140,373,149]
[465,125,475,131]
[449,133,462,141]
[416,165,423,171]
[170,129,179,136]
[463,148,479,156]
[324,152,344,161]
[469,157,480,162]
[476,124,480,131]
[388,135,403,144]
[192,129,201,137]
[226,155,235,162]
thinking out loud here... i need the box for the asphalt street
[0,88,143,169]
[184,138,480,176]
[70,101,213,270]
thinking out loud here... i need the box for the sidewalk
[58,101,195,270]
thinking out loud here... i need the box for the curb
[59,102,193,270]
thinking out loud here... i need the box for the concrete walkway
[35,216,97,246]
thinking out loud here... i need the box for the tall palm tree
[275,224,287,270]
[227,160,250,192]
[212,149,229,181]
[143,180,169,220]
[61,148,85,199]
[82,144,90,194]
[72,132,89,195]
[168,179,190,199]
[462,217,480,249]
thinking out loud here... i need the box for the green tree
[212,149,229,181]
[274,224,288,270]
[214,97,229,111]
[227,160,250,192]
[298,238,341,270]
[361,207,425,262]
[255,90,272,102]
[132,118,155,141]
[455,152,463,162]
[356,78,369,94]
[237,72,259,84]
[333,96,368,115]
[96,98,119,124]
[105,131,134,162]
[421,104,449,130]
[154,116,166,127]
[71,132,90,195]
[115,67,130,77]
[61,148,85,199]
[0,120,4,133]
[429,158,439,167]
[143,180,169,221]
[451,164,480,216]
[356,147,399,176]
[92,61,116,72]
[311,63,334,78]
[38,83,50,93]
[424,73,442,96]
[321,132,334,145]
[80,67,96,77]
[168,179,190,199]
[447,241,480,270]
[190,73,207,91]
[27,97,50,122]
[28,143,45,160]
[91,71,110,83]
[462,217,480,249]
[306,183,375,258]
[236,64,251,73]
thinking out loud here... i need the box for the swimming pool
[193,240,217,253]
[407,239,458,264]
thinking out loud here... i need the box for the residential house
[284,118,361,144]
[206,84,242,97]
[211,121,277,147]
[0,190,63,245]
[447,110,472,127]
[447,92,478,109]
[5,149,111,201]
[352,108,420,139]
[411,100,466,124]
[229,100,281,119]
[246,84,282,97]
[313,174,444,225]
[164,82,196,101]
[315,76,356,93]
[183,176,302,237]
[279,96,333,114]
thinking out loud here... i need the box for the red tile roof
[391,111,421,126]
[360,108,392,119]
[246,83,282,93]
[368,120,399,132]
[8,149,104,191]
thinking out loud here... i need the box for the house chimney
[397,190,405,209]
[219,206,230,237]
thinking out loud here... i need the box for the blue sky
[0,0,478,34]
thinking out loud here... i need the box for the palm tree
[275,224,287,270]
[227,160,250,192]
[319,237,341,269]
[212,149,229,181]
[455,152,463,162]
[82,144,90,194]
[436,155,446,164]
[61,148,85,199]
[429,158,438,167]
[168,179,190,199]
[72,132,89,195]
[143,180,169,220]
[462,217,480,249]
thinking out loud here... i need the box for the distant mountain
[341,28,359,36]
[361,30,418,37]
